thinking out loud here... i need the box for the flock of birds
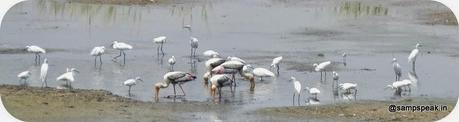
[14,25,423,104]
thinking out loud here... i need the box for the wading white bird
[40,59,49,88]
[227,56,246,64]
[203,50,220,58]
[392,58,402,81]
[252,67,276,81]
[17,71,31,86]
[90,46,105,67]
[291,77,302,105]
[168,56,176,71]
[305,87,321,99]
[338,83,358,100]
[210,74,234,99]
[25,45,46,64]
[313,61,331,82]
[123,77,143,96]
[56,68,79,89]
[408,43,422,72]
[154,71,196,100]
[190,37,199,57]
[112,41,132,64]
[153,36,167,55]
[270,56,283,75]
[386,79,412,96]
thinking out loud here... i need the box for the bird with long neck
[290,77,301,105]
[392,58,402,81]
[56,68,79,89]
[40,58,49,88]
[408,43,422,72]
[154,71,196,101]
[210,74,234,99]
[190,37,198,57]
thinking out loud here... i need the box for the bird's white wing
[124,79,136,86]
[56,72,73,81]
[408,49,419,62]
[253,68,275,77]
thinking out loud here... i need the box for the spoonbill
[90,46,105,67]
[386,79,412,97]
[342,52,347,66]
[56,68,79,89]
[305,87,320,99]
[153,36,167,55]
[210,74,234,99]
[338,83,358,101]
[227,56,246,64]
[25,45,46,64]
[154,71,196,100]
[252,67,275,81]
[40,58,49,88]
[203,50,220,58]
[408,43,422,72]
[392,58,402,81]
[313,61,331,82]
[291,77,302,105]
[168,56,176,71]
[17,71,31,86]
[112,41,132,65]
[190,37,198,57]
[123,77,143,96]
[270,56,283,75]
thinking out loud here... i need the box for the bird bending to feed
[26,45,46,65]
[252,67,275,81]
[155,71,196,100]
[90,46,105,67]
[241,65,256,91]
[153,36,167,55]
[168,56,176,71]
[313,61,331,82]
[227,56,246,64]
[210,74,234,99]
[56,68,79,89]
[291,77,302,105]
[305,87,320,99]
[123,77,143,96]
[386,79,412,97]
[270,56,283,75]
[338,83,358,101]
[211,60,244,86]
[408,43,421,72]
[17,71,31,86]
[112,41,132,65]
[40,59,49,88]
[392,58,402,81]
[190,37,199,57]
[203,50,220,58]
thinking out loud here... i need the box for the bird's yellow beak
[211,85,217,97]
[155,86,160,101]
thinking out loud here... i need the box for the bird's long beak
[139,79,144,82]
[74,70,80,73]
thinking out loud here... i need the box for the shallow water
[0,0,458,121]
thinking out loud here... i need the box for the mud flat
[256,98,456,121]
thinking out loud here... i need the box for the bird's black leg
[298,94,301,106]
[38,54,41,64]
[277,64,280,75]
[128,86,131,96]
[218,88,222,99]
[293,93,295,105]
[320,72,323,82]
[179,84,186,96]
[114,50,122,60]
[160,43,164,55]
[99,55,103,65]
[173,84,177,97]
[34,54,38,65]
[94,56,97,67]
[123,51,126,65]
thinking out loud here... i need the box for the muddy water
[0,0,458,121]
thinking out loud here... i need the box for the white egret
[313,61,331,82]
[90,46,105,67]
[153,36,167,55]
[270,56,283,75]
[154,71,196,100]
[305,87,320,99]
[56,68,79,89]
[291,77,301,105]
[392,58,402,81]
[25,45,46,64]
[338,83,358,101]
[40,59,49,88]
[123,77,143,96]
[252,67,275,81]
[168,56,176,71]
[203,50,220,58]
[17,71,31,86]
[112,41,132,65]
[386,79,412,96]
[190,37,199,57]
[210,74,234,99]
[408,43,422,72]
